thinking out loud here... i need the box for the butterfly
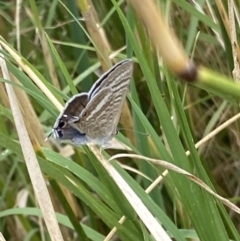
[49,59,133,147]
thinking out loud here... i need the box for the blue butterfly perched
[49,59,133,147]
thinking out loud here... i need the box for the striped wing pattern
[89,59,133,99]
[105,61,133,133]
[78,60,133,142]
[52,59,133,146]
[77,87,114,139]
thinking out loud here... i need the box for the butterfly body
[50,59,133,147]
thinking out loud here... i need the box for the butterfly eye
[59,121,66,128]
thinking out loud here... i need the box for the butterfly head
[52,119,66,138]
[47,114,85,142]
[46,119,67,140]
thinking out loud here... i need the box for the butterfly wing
[88,59,133,99]
[76,87,114,140]
[52,93,88,141]
[78,60,133,142]
[104,60,133,134]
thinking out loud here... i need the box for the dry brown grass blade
[110,154,240,215]
[119,163,153,181]
[77,0,111,71]
[104,216,127,241]
[0,70,50,148]
[11,74,51,148]
[228,0,240,80]
[214,0,230,36]
[0,45,64,241]
[15,0,22,53]
[0,82,10,108]
[214,0,240,72]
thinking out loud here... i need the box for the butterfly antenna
[117,128,149,136]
